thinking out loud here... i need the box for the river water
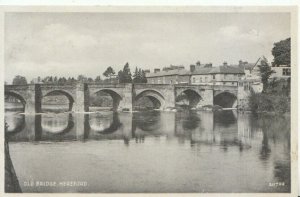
[5,108,290,193]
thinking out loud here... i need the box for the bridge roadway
[5,83,240,113]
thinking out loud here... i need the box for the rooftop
[192,65,245,75]
[146,69,191,78]
[146,65,245,78]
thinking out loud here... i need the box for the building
[162,65,185,71]
[146,68,190,84]
[237,59,261,80]
[190,62,245,86]
[270,65,291,79]
[231,59,263,94]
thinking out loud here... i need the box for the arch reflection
[5,113,26,136]
[88,112,122,134]
[133,111,161,133]
[41,113,74,135]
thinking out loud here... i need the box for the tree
[258,57,275,92]
[95,76,102,83]
[138,68,142,82]
[48,76,53,83]
[87,77,93,83]
[133,67,140,83]
[77,75,87,82]
[141,70,147,83]
[272,38,290,67]
[121,62,132,83]
[117,70,124,84]
[133,67,147,83]
[12,75,27,85]
[103,66,115,83]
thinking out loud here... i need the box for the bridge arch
[90,89,123,111]
[135,89,165,110]
[213,91,237,108]
[176,89,202,108]
[42,90,75,112]
[5,91,26,111]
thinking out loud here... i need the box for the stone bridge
[5,83,241,113]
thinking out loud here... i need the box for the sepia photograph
[2,5,297,195]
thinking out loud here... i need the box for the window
[282,68,291,76]
[244,83,249,91]
[193,77,196,83]
[212,74,215,79]
[170,80,172,84]
[232,82,234,85]
[239,82,243,87]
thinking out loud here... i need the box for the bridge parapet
[5,84,34,91]
[87,83,127,88]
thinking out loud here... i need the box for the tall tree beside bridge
[77,75,87,82]
[133,67,139,83]
[133,67,147,83]
[118,63,132,83]
[272,37,290,67]
[258,57,275,93]
[103,66,115,83]
[12,75,27,85]
[95,76,102,83]
[141,69,147,83]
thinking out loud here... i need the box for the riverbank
[5,136,22,192]
[248,92,290,114]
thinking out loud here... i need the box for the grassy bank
[248,78,290,114]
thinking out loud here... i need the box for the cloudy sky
[5,12,290,83]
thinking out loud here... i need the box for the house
[231,59,263,93]
[146,62,214,84]
[146,68,190,84]
[190,62,245,86]
[270,65,291,79]
[237,59,261,80]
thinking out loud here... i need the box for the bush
[272,95,290,113]
[248,91,290,114]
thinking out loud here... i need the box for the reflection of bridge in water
[5,83,242,113]
[6,111,256,150]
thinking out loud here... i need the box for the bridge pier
[197,89,213,107]
[162,86,176,109]
[117,84,133,111]
[23,85,42,114]
[74,83,89,112]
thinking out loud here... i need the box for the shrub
[248,91,290,114]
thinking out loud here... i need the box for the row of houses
[145,59,291,91]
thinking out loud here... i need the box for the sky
[5,12,290,83]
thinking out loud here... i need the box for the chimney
[190,65,196,72]
[239,60,243,66]
[223,61,228,66]
[154,68,160,73]
[204,63,212,68]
